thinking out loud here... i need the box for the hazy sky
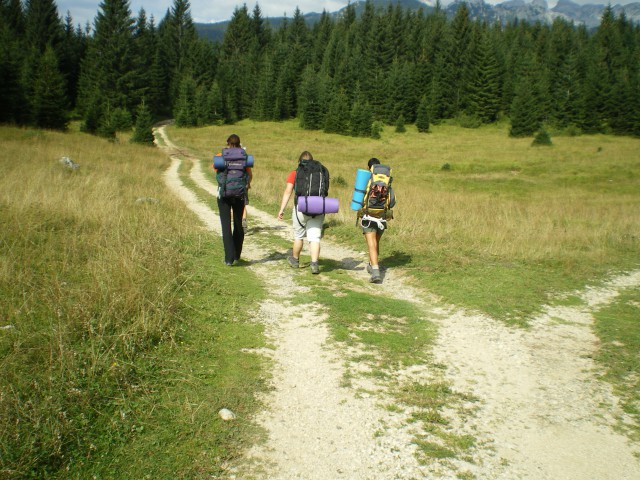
[55,0,633,28]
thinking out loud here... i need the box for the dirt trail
[156,127,640,479]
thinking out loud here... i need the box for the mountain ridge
[195,0,640,42]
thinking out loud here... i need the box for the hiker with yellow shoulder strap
[353,158,396,283]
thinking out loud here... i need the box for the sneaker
[366,263,372,274]
[225,261,234,266]
[369,268,382,283]
[287,255,299,268]
[310,262,320,274]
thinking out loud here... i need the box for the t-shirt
[286,170,296,185]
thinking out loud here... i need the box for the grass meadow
[169,119,640,322]
[0,126,267,478]
[0,120,638,477]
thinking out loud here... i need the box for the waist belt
[360,215,387,231]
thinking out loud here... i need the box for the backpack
[360,164,395,219]
[294,159,330,202]
[216,147,249,199]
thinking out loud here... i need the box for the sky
[55,0,635,29]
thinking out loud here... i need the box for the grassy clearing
[170,119,640,324]
[0,126,267,478]
[592,286,640,443]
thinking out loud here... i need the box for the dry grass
[167,120,640,277]
[0,126,194,476]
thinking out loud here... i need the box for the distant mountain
[195,0,640,42]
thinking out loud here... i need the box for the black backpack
[216,147,249,199]
[294,159,329,202]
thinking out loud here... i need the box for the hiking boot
[369,268,382,283]
[310,262,320,275]
[287,255,299,268]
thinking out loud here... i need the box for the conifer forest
[1,0,639,138]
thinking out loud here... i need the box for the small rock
[59,156,79,170]
[218,408,236,421]
[135,197,159,204]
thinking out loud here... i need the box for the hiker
[214,134,252,266]
[277,151,330,275]
[359,157,395,283]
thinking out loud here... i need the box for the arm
[278,182,294,220]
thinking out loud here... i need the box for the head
[298,151,313,163]
[226,134,241,147]
[368,157,380,169]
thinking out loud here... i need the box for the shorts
[360,216,387,235]
[293,208,324,242]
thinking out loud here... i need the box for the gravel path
[156,126,640,479]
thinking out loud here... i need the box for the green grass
[0,126,268,478]
[2,120,639,477]
[593,286,640,442]
[168,119,640,325]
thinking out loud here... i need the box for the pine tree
[349,100,373,137]
[0,7,26,123]
[324,88,350,135]
[31,45,68,129]
[395,114,406,133]
[218,4,259,120]
[509,76,540,137]
[416,96,430,133]
[131,100,154,144]
[467,29,501,123]
[440,3,473,118]
[77,0,134,128]
[159,0,201,107]
[24,0,63,53]
[174,74,197,127]
[298,64,323,130]
[208,80,224,125]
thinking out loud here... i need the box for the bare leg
[309,241,321,263]
[365,232,379,267]
[292,239,304,259]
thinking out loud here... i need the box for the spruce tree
[208,80,224,125]
[0,10,25,123]
[77,0,134,128]
[159,0,200,107]
[467,30,501,124]
[324,88,350,135]
[509,76,540,137]
[349,100,373,137]
[395,114,406,133]
[416,96,430,133]
[174,74,197,127]
[298,65,323,130]
[131,100,154,145]
[218,4,259,120]
[31,45,68,130]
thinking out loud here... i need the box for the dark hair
[368,157,380,168]
[226,134,241,147]
[298,151,313,162]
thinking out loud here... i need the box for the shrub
[532,129,552,146]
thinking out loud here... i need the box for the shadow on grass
[382,250,412,268]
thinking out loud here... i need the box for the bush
[457,113,482,129]
[532,129,552,146]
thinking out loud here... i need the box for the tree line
[1,0,639,141]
